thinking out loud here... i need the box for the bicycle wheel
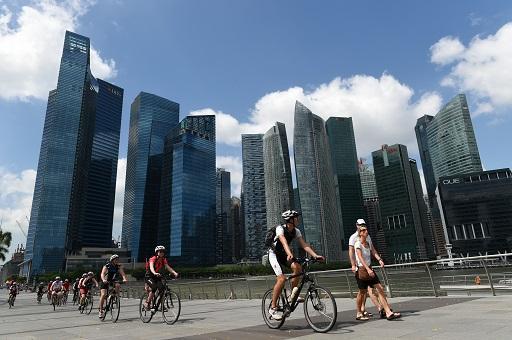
[139,292,153,323]
[261,288,286,329]
[85,295,93,315]
[303,285,337,333]
[52,295,56,311]
[162,290,181,325]
[110,295,120,323]
[8,295,13,308]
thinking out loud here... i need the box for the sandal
[362,311,373,317]
[380,308,392,319]
[356,314,370,321]
[386,312,401,320]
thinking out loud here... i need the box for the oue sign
[442,178,460,185]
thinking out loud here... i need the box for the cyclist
[268,210,324,321]
[8,280,19,306]
[98,254,128,318]
[47,280,53,302]
[143,245,179,311]
[36,282,45,303]
[62,279,71,303]
[50,276,64,305]
[72,277,80,304]
[79,272,99,308]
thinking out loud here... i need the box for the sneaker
[98,310,105,318]
[296,296,305,303]
[268,307,282,320]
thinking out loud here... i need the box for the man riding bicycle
[36,282,45,302]
[72,277,80,303]
[79,272,99,308]
[8,280,19,306]
[268,210,324,321]
[50,277,64,304]
[143,245,179,312]
[98,254,128,318]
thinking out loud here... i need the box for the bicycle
[51,291,63,311]
[72,289,79,305]
[262,257,338,333]
[37,290,44,304]
[99,281,124,323]
[8,292,16,308]
[139,275,181,324]
[79,290,94,315]
[62,290,69,305]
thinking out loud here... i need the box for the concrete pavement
[1,289,511,339]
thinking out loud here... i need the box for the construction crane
[16,220,27,238]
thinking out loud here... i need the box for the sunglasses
[359,229,368,232]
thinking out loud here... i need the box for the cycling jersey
[146,256,169,275]
[104,262,120,282]
[51,280,63,291]
[63,282,70,291]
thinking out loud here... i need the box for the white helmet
[87,271,94,276]
[110,254,119,261]
[282,210,300,221]
[155,245,166,253]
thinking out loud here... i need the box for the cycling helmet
[155,245,166,253]
[110,254,119,261]
[39,282,44,285]
[282,210,300,221]
[82,273,87,278]
[65,279,69,282]
[55,276,60,280]
[87,271,94,276]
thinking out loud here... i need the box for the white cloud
[431,22,512,115]
[0,0,117,101]
[112,157,126,242]
[216,156,242,196]
[0,167,36,264]
[430,36,466,66]
[195,74,442,159]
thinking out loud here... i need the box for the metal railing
[110,253,512,300]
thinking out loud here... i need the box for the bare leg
[271,275,286,308]
[356,289,367,316]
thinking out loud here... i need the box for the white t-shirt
[354,239,372,267]
[270,225,302,252]
[348,230,372,247]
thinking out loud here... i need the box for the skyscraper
[415,115,436,197]
[359,159,378,200]
[372,144,431,262]
[230,197,243,262]
[263,122,294,231]
[294,101,343,262]
[241,134,267,261]
[326,117,364,248]
[121,92,179,262]
[216,168,232,264]
[25,31,123,275]
[158,115,216,266]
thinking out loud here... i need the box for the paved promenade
[1,290,511,339]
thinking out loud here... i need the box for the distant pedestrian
[475,275,481,285]
[354,225,401,320]
[348,219,382,320]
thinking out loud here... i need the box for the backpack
[264,226,278,250]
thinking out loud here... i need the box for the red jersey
[146,256,169,273]
[63,282,70,291]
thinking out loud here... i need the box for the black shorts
[145,275,164,292]
[355,269,381,290]
[100,281,117,290]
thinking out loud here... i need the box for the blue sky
[1,0,511,261]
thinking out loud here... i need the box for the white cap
[356,218,366,225]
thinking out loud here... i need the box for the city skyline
[1,1,512,262]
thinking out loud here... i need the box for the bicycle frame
[280,260,317,317]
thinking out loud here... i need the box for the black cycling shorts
[145,275,164,292]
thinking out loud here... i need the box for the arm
[119,265,128,282]
[356,248,375,277]
[278,234,294,260]
[100,266,108,283]
[165,264,178,278]
[149,261,160,276]
[370,246,385,267]
[92,278,99,287]
[297,237,321,259]
[349,245,356,272]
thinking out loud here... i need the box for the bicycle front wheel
[162,290,181,325]
[261,288,286,329]
[139,292,153,323]
[304,285,337,333]
[110,295,121,323]
[85,296,93,315]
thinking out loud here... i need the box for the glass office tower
[216,168,232,264]
[121,92,179,262]
[158,115,216,266]
[263,122,294,231]
[25,31,123,275]
[326,117,364,248]
[294,101,343,262]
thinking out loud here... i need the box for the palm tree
[0,228,13,262]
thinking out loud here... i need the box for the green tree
[0,228,12,262]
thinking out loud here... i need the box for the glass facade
[326,117,364,248]
[25,31,124,275]
[294,102,343,262]
[359,159,378,199]
[158,115,216,266]
[437,169,512,256]
[372,144,431,262]
[216,168,232,264]
[121,92,179,262]
[230,197,244,262]
[241,134,267,261]
[263,122,294,231]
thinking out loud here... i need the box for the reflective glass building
[372,144,432,262]
[437,169,512,256]
[216,168,232,264]
[241,134,267,261]
[294,102,343,262]
[158,115,216,266]
[326,117,364,248]
[25,31,123,275]
[121,92,179,262]
[263,122,294,231]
